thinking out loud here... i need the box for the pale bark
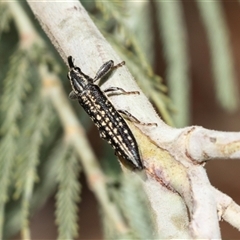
[26,1,240,239]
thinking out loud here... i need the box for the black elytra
[67,56,157,170]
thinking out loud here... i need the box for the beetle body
[67,56,143,170]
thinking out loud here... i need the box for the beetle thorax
[68,69,91,94]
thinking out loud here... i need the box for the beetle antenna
[67,56,75,69]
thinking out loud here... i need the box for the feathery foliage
[101,173,157,239]
[93,0,240,127]
[197,0,239,111]
[119,174,157,239]
[156,1,189,127]
[0,3,11,37]
[102,212,139,240]
[0,49,32,237]
[55,145,81,240]
[0,43,60,238]
[92,1,173,126]
[15,98,53,238]
[0,0,239,239]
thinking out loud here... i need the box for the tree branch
[26,1,240,239]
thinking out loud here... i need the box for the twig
[26,1,240,239]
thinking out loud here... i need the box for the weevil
[67,56,156,170]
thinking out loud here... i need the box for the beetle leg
[118,109,157,126]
